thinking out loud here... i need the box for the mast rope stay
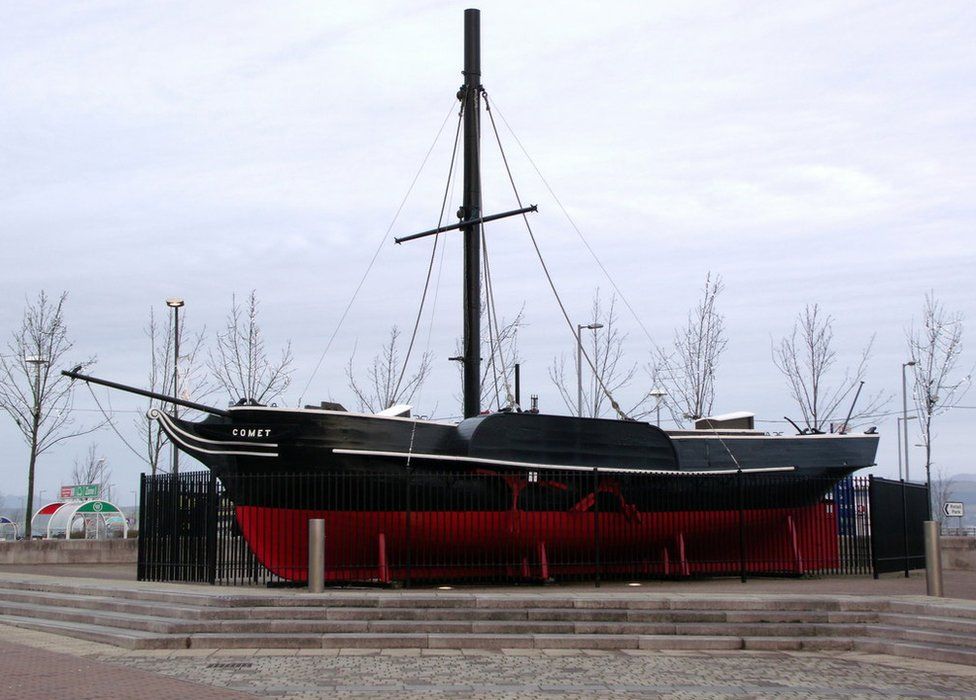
[476,104,515,412]
[486,98,660,355]
[483,92,631,421]
[298,100,459,408]
[391,102,466,405]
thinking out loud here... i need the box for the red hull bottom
[235,504,840,583]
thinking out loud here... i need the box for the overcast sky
[1,1,974,510]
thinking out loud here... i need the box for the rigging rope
[482,234,515,409]
[483,93,631,421]
[391,102,466,404]
[298,100,458,407]
[472,91,514,412]
[85,385,156,468]
[486,98,659,352]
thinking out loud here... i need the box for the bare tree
[931,465,957,525]
[477,305,525,412]
[346,326,433,413]
[0,292,96,536]
[549,291,639,418]
[70,443,110,490]
[772,304,887,433]
[653,273,727,426]
[446,304,526,413]
[135,306,208,475]
[209,291,293,406]
[907,292,969,496]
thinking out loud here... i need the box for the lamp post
[649,388,667,426]
[902,360,916,481]
[896,415,917,480]
[95,457,107,498]
[166,299,184,475]
[576,323,603,417]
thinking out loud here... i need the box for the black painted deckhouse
[66,9,879,582]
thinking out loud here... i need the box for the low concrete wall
[0,538,137,565]
[942,536,976,571]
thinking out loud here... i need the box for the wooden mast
[461,8,482,418]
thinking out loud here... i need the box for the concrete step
[0,599,206,634]
[0,587,232,621]
[864,624,976,650]
[0,614,187,650]
[2,577,976,663]
[878,612,976,637]
[855,638,976,666]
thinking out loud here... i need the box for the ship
[65,9,879,582]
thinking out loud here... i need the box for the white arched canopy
[43,500,128,540]
[0,516,17,541]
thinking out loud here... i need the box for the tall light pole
[576,323,603,417]
[896,415,917,480]
[166,299,184,475]
[95,457,107,498]
[649,388,667,426]
[902,360,916,481]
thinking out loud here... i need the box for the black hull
[153,407,879,513]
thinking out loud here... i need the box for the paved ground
[2,624,976,699]
[2,566,976,697]
[2,563,975,600]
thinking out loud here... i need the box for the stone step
[855,638,976,666]
[0,587,232,621]
[878,612,976,637]
[0,598,873,638]
[887,599,976,621]
[2,577,976,664]
[0,614,187,650]
[0,600,206,634]
[864,624,976,650]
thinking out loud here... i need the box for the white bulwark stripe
[332,448,795,475]
[151,410,279,458]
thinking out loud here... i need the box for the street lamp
[95,457,107,497]
[166,298,184,475]
[576,323,603,417]
[902,360,916,481]
[649,388,667,426]
[895,415,917,481]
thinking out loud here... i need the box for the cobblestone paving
[100,649,976,699]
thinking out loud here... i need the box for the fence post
[901,479,910,578]
[924,520,943,596]
[738,470,746,583]
[593,467,600,588]
[169,474,181,582]
[405,466,412,589]
[308,518,325,593]
[136,473,147,581]
[868,475,880,579]
[206,472,218,585]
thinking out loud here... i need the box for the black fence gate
[869,476,930,577]
[136,470,916,587]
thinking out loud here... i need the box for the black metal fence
[869,476,930,576]
[137,470,916,587]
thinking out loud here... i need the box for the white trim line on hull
[332,448,796,476]
[152,410,279,458]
